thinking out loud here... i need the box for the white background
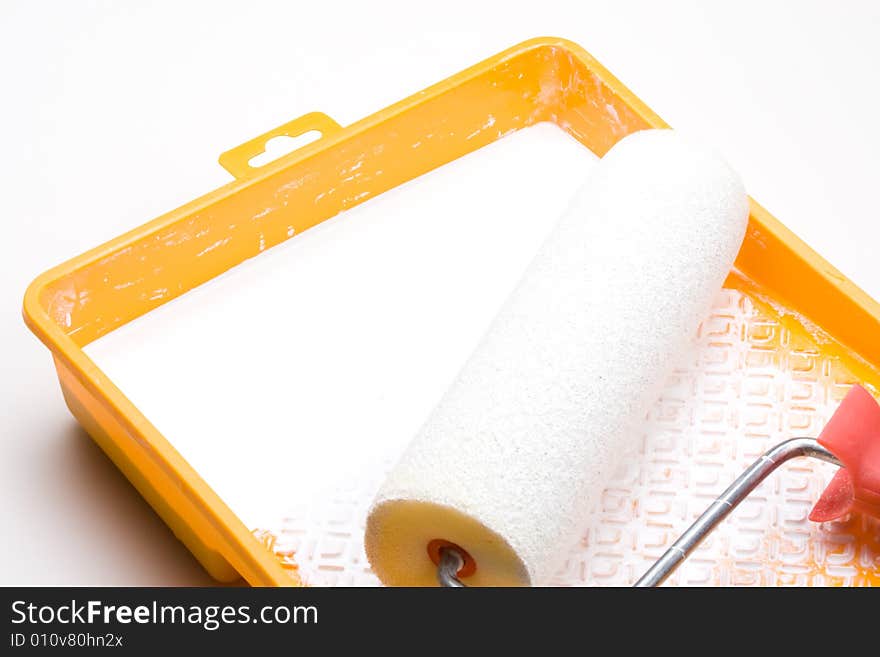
[1,1,878,585]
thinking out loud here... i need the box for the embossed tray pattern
[254,285,880,586]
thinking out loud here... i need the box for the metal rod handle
[437,547,466,587]
[633,437,840,587]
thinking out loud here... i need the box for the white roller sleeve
[365,129,749,586]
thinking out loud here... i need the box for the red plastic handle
[810,384,880,522]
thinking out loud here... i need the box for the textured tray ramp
[257,284,880,586]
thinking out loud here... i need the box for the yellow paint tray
[23,37,880,586]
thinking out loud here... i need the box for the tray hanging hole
[248,131,322,169]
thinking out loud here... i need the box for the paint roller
[363,128,880,586]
